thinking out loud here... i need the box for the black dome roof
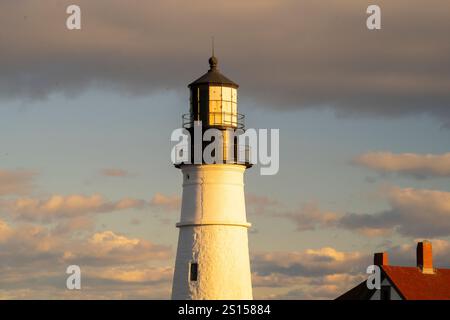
[188,56,239,88]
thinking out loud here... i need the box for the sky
[1,0,450,299]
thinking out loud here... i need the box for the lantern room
[185,56,243,129]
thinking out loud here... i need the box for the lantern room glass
[209,86,238,127]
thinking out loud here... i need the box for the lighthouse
[171,54,253,300]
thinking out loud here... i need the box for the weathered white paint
[171,164,253,300]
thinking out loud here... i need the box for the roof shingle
[382,265,450,300]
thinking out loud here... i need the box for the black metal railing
[182,113,245,129]
[173,144,252,167]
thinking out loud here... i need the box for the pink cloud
[1,194,146,222]
[354,152,450,178]
[100,168,131,177]
[150,193,180,212]
[277,202,339,231]
[0,218,174,299]
[251,246,369,299]
[0,169,35,196]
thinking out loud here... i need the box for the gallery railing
[182,113,245,129]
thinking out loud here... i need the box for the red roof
[382,265,450,300]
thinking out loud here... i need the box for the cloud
[100,168,131,177]
[53,215,95,234]
[0,219,172,267]
[0,221,71,266]
[0,265,173,299]
[0,219,173,298]
[274,200,391,237]
[149,193,180,212]
[252,247,367,278]
[272,187,450,238]
[0,191,180,224]
[246,193,279,216]
[0,169,35,196]
[251,247,369,299]
[0,219,14,242]
[129,218,141,225]
[0,194,146,222]
[252,272,300,288]
[354,152,450,178]
[252,239,450,299]
[267,273,366,300]
[0,283,171,300]
[339,187,450,238]
[385,238,450,268]
[63,230,172,265]
[2,1,450,124]
[87,266,172,284]
[276,202,339,231]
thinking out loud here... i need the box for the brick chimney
[374,252,389,266]
[417,240,434,274]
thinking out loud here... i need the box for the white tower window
[190,262,198,282]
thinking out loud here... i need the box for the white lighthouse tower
[171,54,253,300]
